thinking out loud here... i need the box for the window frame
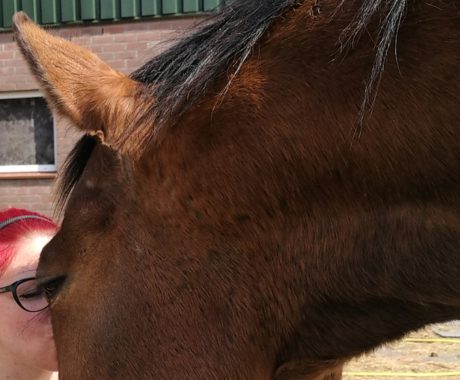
[0,90,57,175]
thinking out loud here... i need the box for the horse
[12,0,460,378]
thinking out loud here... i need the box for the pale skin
[0,232,58,380]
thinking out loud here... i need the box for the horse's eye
[41,276,66,300]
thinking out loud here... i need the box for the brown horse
[12,0,460,378]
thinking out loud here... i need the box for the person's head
[0,208,59,372]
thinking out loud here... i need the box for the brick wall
[0,17,198,219]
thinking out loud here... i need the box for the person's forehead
[1,232,53,283]
[19,233,53,253]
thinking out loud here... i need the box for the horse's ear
[13,12,143,143]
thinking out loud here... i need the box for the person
[0,208,59,380]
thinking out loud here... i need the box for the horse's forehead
[63,146,127,220]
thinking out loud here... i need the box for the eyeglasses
[0,277,49,312]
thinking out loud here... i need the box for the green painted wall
[0,0,224,30]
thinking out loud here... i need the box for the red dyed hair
[0,208,58,276]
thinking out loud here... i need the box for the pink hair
[0,208,58,276]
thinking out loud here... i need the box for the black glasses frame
[0,277,48,312]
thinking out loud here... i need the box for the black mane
[128,0,407,141]
[129,0,300,138]
[56,135,98,215]
[338,0,408,134]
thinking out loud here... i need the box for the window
[0,92,56,173]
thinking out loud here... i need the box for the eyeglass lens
[16,279,49,312]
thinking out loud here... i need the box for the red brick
[0,66,14,75]
[0,34,14,44]
[0,50,14,59]
[102,25,126,34]
[101,43,128,52]
[14,66,33,75]
[125,42,149,52]
[112,34,138,43]
[113,50,138,60]
[109,60,128,70]
[97,52,116,61]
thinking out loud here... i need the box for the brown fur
[12,0,460,379]
[12,12,145,149]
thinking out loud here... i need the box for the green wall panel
[2,0,19,28]
[120,0,138,18]
[141,0,159,16]
[80,0,97,20]
[183,0,200,13]
[162,0,180,15]
[41,0,59,24]
[22,0,39,23]
[0,0,224,30]
[203,0,220,11]
[61,0,78,22]
[100,0,118,19]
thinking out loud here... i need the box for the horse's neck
[190,0,460,370]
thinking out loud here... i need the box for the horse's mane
[129,0,301,136]
[57,0,408,211]
[56,135,98,214]
[339,0,408,134]
[128,0,407,140]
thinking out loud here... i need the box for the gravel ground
[343,323,460,380]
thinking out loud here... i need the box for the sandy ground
[343,324,460,380]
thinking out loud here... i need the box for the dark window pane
[0,97,55,166]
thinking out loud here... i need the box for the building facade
[0,0,222,217]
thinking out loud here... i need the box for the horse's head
[12,1,460,378]
[13,11,291,379]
